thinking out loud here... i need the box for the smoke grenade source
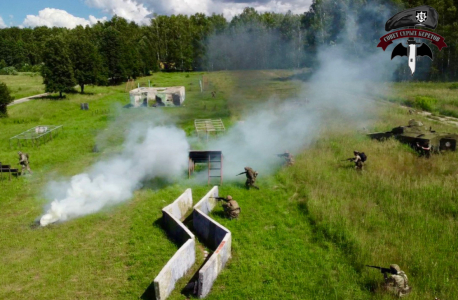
[40,124,189,226]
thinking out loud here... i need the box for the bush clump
[0,67,18,75]
[449,83,458,90]
[413,96,437,111]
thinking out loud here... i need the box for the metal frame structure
[194,119,225,142]
[10,125,63,149]
[188,151,223,185]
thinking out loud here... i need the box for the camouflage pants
[355,161,363,170]
[225,208,240,219]
[21,163,32,175]
[245,178,259,189]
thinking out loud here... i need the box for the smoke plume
[40,120,189,226]
[206,3,399,177]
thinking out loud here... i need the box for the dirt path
[7,93,50,106]
[399,105,458,127]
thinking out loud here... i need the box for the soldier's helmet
[18,151,22,155]
[354,150,359,155]
[390,264,401,274]
[226,195,233,200]
[244,167,249,170]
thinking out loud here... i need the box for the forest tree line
[0,0,456,91]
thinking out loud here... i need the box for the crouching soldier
[18,151,32,175]
[237,167,259,190]
[277,150,295,166]
[216,195,241,219]
[384,264,412,297]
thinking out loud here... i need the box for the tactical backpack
[359,152,367,162]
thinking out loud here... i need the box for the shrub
[449,83,458,90]
[413,96,437,111]
[0,67,18,75]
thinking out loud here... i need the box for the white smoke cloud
[205,3,397,178]
[85,0,152,25]
[40,122,189,226]
[22,8,107,29]
[0,16,6,28]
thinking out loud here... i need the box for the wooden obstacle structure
[188,151,223,185]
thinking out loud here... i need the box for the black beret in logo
[385,5,438,31]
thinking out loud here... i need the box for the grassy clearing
[0,71,457,300]
[0,73,45,99]
[381,82,458,118]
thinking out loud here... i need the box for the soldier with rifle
[237,167,259,190]
[18,151,32,175]
[366,264,412,297]
[214,195,240,219]
[277,150,294,166]
[342,151,366,171]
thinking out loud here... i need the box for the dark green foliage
[0,1,457,80]
[41,36,76,97]
[0,82,14,116]
[69,26,105,93]
[0,67,18,75]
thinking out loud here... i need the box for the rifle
[341,158,355,162]
[365,265,393,274]
[236,171,247,176]
[277,153,287,157]
[214,197,229,202]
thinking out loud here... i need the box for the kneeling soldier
[216,195,241,219]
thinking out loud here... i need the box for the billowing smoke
[206,2,399,177]
[40,121,189,226]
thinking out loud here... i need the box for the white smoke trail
[40,122,189,226]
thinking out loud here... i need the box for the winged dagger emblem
[391,37,433,75]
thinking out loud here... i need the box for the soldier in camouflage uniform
[221,195,241,219]
[278,151,295,166]
[384,264,412,297]
[237,167,259,190]
[18,151,32,175]
[352,151,363,171]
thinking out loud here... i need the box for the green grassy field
[0,71,457,300]
[0,72,45,99]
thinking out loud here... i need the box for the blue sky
[0,0,107,27]
[0,0,313,28]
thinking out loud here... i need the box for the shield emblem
[416,11,427,23]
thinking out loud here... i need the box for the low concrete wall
[163,188,192,221]
[193,186,219,215]
[198,233,231,298]
[192,186,232,298]
[154,190,196,300]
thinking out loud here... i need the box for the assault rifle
[277,153,288,157]
[341,157,355,162]
[236,171,247,176]
[365,265,394,274]
[214,197,230,202]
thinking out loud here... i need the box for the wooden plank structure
[0,162,19,181]
[194,119,225,142]
[188,151,223,185]
[10,125,63,149]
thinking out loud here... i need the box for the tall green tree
[0,82,14,117]
[69,26,105,93]
[41,36,76,97]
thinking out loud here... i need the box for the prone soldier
[215,195,240,219]
[277,151,295,166]
[237,167,259,190]
[18,151,32,175]
[366,264,412,297]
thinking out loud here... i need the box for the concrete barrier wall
[154,190,196,300]
[198,233,231,298]
[162,188,192,220]
[192,186,232,298]
[193,186,219,215]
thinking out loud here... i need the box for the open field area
[1,71,458,300]
[0,73,45,99]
